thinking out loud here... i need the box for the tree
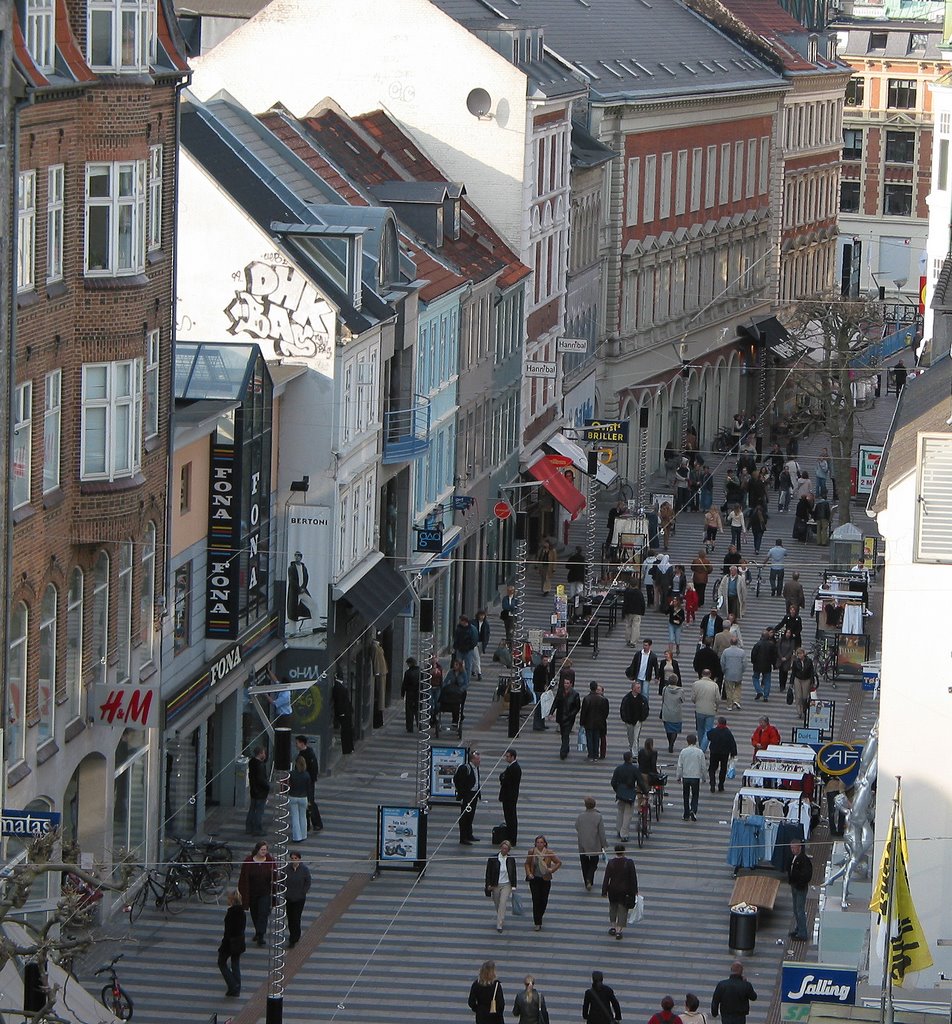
[779,296,883,526]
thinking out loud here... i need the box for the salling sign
[781,963,857,1005]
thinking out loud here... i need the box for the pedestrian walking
[676,734,706,821]
[692,670,720,752]
[778,466,793,512]
[287,755,310,843]
[611,751,649,841]
[535,539,556,595]
[751,716,780,761]
[581,682,610,761]
[498,748,522,845]
[685,582,699,624]
[681,994,707,1024]
[582,971,622,1024]
[703,508,722,555]
[217,890,246,997]
[531,653,556,731]
[485,839,518,933]
[727,505,745,551]
[815,449,830,499]
[706,717,737,793]
[469,961,505,1024]
[513,976,550,1024]
[715,565,748,621]
[244,747,269,836]
[474,610,491,679]
[602,843,638,940]
[668,597,685,655]
[638,737,661,787]
[711,961,757,1024]
[720,637,746,710]
[748,505,768,556]
[453,615,479,680]
[661,678,685,753]
[790,648,815,717]
[649,996,683,1024]
[776,629,795,692]
[401,657,421,732]
[788,840,813,941]
[567,545,586,600]
[524,835,562,931]
[765,540,786,597]
[659,649,681,695]
[442,659,469,731]
[501,585,518,644]
[575,796,608,891]
[619,679,651,756]
[692,550,713,605]
[551,677,581,760]
[622,579,647,647]
[284,850,311,947]
[775,604,803,648]
[455,750,482,844]
[237,841,276,946]
[294,735,323,832]
[782,572,805,612]
[332,676,355,755]
[750,630,778,703]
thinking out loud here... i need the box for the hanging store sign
[557,337,588,353]
[286,508,331,639]
[1,809,62,836]
[781,963,857,1004]
[856,444,884,496]
[525,361,557,378]
[94,685,160,729]
[581,419,630,444]
[206,439,241,639]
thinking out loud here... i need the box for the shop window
[113,729,148,858]
[7,603,28,765]
[66,569,84,721]
[38,585,57,744]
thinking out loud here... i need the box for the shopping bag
[627,894,645,925]
[511,890,525,916]
[726,756,737,780]
[577,729,588,753]
[539,689,555,719]
[786,688,795,706]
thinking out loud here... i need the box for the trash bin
[728,903,758,954]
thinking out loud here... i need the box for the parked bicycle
[124,867,188,921]
[811,639,838,687]
[95,953,133,1020]
[651,775,666,823]
[166,836,231,902]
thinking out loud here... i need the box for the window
[43,369,61,494]
[733,141,744,201]
[13,382,32,510]
[843,128,863,161]
[939,139,949,192]
[85,161,146,276]
[808,34,818,62]
[6,604,27,765]
[845,78,865,107]
[675,149,687,215]
[116,540,133,684]
[147,145,162,251]
[868,31,887,51]
[915,434,952,562]
[887,79,917,110]
[38,585,57,744]
[690,148,702,212]
[113,728,149,855]
[719,143,730,205]
[179,461,191,514]
[17,171,36,293]
[885,130,915,163]
[145,329,159,438]
[746,140,756,198]
[840,181,861,213]
[643,154,656,222]
[93,552,109,685]
[66,569,83,721]
[47,164,64,283]
[173,562,191,654]
[25,0,56,72]
[140,523,155,666]
[883,183,913,216]
[87,0,156,71]
[759,137,770,194]
[81,359,143,481]
[625,157,640,226]
[909,32,929,52]
[705,146,716,209]
[659,152,672,219]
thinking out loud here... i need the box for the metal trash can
[728,903,758,954]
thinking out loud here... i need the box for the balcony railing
[382,395,431,463]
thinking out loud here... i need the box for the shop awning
[546,430,618,487]
[341,556,412,630]
[527,455,587,518]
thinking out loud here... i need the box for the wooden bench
[730,874,781,910]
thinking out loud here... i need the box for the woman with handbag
[217,889,246,997]
[582,971,622,1024]
[791,648,816,718]
[524,835,562,931]
[513,976,550,1024]
[601,843,638,940]
[469,961,505,1024]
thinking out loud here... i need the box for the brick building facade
[8,0,188,880]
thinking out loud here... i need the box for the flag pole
[880,776,901,1024]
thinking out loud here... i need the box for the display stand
[814,570,871,678]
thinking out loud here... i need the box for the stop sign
[494,500,512,520]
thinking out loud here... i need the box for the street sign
[582,419,629,444]
[525,361,557,378]
[493,500,512,520]
[557,337,588,353]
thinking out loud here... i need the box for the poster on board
[430,746,468,804]
[377,806,426,872]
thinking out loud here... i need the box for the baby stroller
[436,678,465,739]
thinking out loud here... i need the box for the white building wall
[924,82,952,346]
[870,470,952,985]
[190,0,530,248]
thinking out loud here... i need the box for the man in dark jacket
[610,752,649,842]
[295,735,323,831]
[532,653,555,731]
[788,840,814,940]
[583,971,622,1024]
[619,680,651,756]
[245,747,270,835]
[706,717,738,793]
[601,844,638,939]
[580,681,610,762]
[498,748,522,845]
[552,678,582,760]
[621,581,647,647]
[694,636,722,686]
[699,607,724,643]
[452,615,478,678]
[454,750,481,844]
[567,545,587,601]
[400,657,421,732]
[711,961,757,1024]
[750,630,778,703]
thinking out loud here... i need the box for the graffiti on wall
[225,259,335,377]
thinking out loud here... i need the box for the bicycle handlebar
[94,953,123,974]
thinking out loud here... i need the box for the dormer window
[808,34,818,63]
[25,0,55,74]
[88,0,157,73]
[523,35,531,63]
[537,32,544,60]
[868,31,887,52]
[512,38,519,63]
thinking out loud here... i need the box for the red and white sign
[493,500,512,520]
[545,454,574,469]
[94,685,159,729]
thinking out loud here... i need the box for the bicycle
[810,640,838,686]
[172,834,234,882]
[124,867,188,922]
[95,954,133,1020]
[651,775,666,823]
[615,477,635,502]
[636,794,651,848]
[167,837,229,902]
[711,426,734,453]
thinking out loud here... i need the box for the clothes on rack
[727,814,766,868]
[770,820,805,872]
[763,797,786,820]
[763,818,779,861]
[842,603,863,635]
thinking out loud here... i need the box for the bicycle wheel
[162,868,189,915]
[204,843,233,882]
[101,984,134,1021]
[198,866,225,903]
[653,789,663,822]
[126,882,149,924]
